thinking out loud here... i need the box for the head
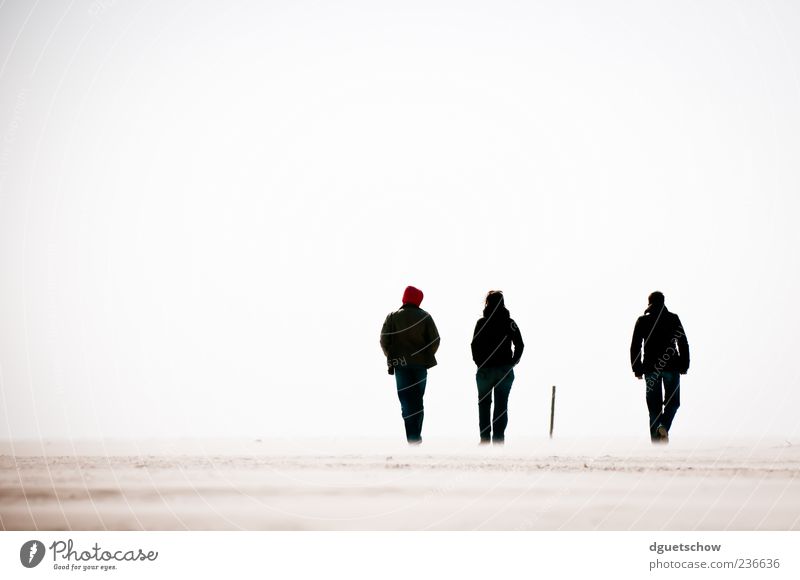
[402,285,423,307]
[648,291,665,308]
[483,290,509,318]
[485,290,504,309]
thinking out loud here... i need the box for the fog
[1,0,799,440]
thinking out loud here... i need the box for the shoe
[656,425,669,443]
[479,438,491,446]
[492,437,505,446]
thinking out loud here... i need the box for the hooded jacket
[630,304,690,375]
[471,306,524,368]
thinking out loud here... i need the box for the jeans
[476,364,515,442]
[394,365,427,443]
[645,370,680,440]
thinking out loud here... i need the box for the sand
[1,437,798,530]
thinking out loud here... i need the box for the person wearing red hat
[380,286,440,444]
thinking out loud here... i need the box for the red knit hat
[402,285,424,306]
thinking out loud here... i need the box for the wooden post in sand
[549,385,556,439]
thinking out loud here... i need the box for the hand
[635,374,643,380]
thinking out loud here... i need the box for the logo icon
[20,540,46,568]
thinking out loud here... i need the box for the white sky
[1,0,799,441]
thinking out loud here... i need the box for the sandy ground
[1,437,799,530]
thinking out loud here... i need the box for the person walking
[380,286,440,444]
[630,291,690,443]
[470,290,524,445]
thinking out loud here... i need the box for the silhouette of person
[380,286,440,444]
[470,290,524,445]
[630,291,690,443]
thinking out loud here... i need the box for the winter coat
[380,304,440,371]
[471,310,524,368]
[630,305,690,375]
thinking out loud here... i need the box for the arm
[675,315,690,373]
[630,318,644,376]
[510,319,524,366]
[380,313,393,357]
[470,319,483,365]
[426,315,441,355]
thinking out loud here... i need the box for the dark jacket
[471,310,524,368]
[380,304,440,371]
[630,305,690,375]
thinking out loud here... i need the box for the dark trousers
[645,370,680,440]
[394,366,427,443]
[476,365,515,442]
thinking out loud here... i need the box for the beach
[2,438,798,531]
